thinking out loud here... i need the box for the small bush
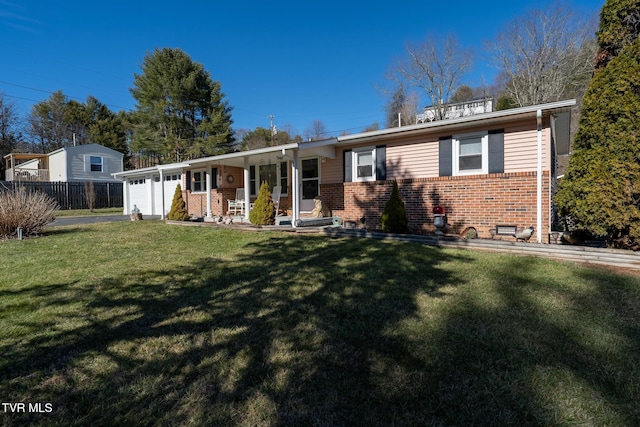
[249,182,275,225]
[168,184,189,221]
[0,189,59,238]
[380,180,409,233]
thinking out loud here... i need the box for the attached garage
[114,164,188,218]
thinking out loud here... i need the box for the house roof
[113,99,576,179]
[48,143,124,158]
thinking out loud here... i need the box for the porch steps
[323,229,640,271]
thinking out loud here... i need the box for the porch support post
[205,167,212,218]
[243,157,251,222]
[159,169,165,220]
[536,109,543,244]
[123,177,130,215]
[292,149,300,227]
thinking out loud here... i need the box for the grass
[1,221,640,426]
[54,207,123,217]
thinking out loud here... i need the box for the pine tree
[249,182,275,225]
[555,0,640,249]
[380,180,409,233]
[129,47,234,163]
[168,184,189,221]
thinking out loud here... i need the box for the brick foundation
[320,172,551,242]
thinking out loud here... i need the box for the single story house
[113,99,574,243]
[4,143,123,182]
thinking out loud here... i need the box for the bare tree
[0,94,23,180]
[385,86,419,127]
[388,33,473,121]
[304,120,328,141]
[486,1,597,107]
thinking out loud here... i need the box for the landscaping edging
[164,220,640,271]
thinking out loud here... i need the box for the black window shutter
[211,168,218,188]
[376,146,386,180]
[439,136,452,177]
[344,150,353,182]
[488,129,504,174]
[185,171,191,191]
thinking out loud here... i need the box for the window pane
[459,138,482,155]
[356,151,373,178]
[259,164,277,191]
[357,152,373,166]
[302,159,318,179]
[302,180,318,199]
[459,155,482,170]
[357,165,373,178]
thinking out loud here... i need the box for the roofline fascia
[336,99,576,144]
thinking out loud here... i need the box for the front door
[300,157,319,212]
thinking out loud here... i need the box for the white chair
[271,186,282,216]
[228,188,245,215]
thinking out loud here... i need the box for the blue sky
[1,0,604,138]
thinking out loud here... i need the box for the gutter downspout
[537,109,543,244]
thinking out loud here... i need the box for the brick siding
[320,172,551,242]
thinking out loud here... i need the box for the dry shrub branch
[0,188,59,238]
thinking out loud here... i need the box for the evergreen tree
[168,184,189,221]
[380,180,409,233]
[555,0,640,250]
[129,48,234,164]
[249,182,275,225]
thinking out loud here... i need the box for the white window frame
[87,155,103,172]
[352,146,376,182]
[453,131,488,176]
[250,162,289,196]
[191,169,207,193]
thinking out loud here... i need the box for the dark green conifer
[249,181,275,225]
[380,180,409,233]
[168,184,189,221]
[555,0,640,249]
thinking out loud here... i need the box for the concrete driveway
[50,215,161,227]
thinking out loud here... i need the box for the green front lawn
[1,221,639,426]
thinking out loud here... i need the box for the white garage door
[153,173,181,216]
[128,178,149,215]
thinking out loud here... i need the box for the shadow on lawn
[2,235,640,425]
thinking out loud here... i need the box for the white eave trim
[337,99,576,144]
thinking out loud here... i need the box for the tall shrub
[167,184,189,221]
[249,181,275,225]
[380,180,409,233]
[0,189,58,238]
[555,0,640,250]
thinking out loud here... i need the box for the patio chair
[228,188,245,215]
[271,186,282,216]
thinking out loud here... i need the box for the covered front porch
[183,139,337,226]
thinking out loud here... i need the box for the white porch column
[243,157,251,222]
[205,167,212,218]
[536,109,543,244]
[159,169,165,219]
[123,177,130,215]
[146,174,153,216]
[292,149,300,227]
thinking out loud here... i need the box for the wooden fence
[0,181,123,210]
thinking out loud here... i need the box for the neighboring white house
[416,98,493,123]
[4,144,124,182]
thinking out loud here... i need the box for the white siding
[48,150,67,181]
